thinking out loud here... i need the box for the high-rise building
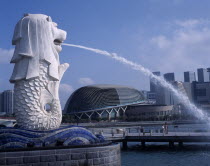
[150,71,161,92]
[194,82,210,104]
[207,68,210,81]
[147,92,156,103]
[164,73,175,82]
[140,90,148,100]
[184,71,196,83]
[1,90,14,115]
[149,72,165,104]
[161,81,193,106]
[0,92,2,112]
[197,68,209,82]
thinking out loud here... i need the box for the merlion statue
[10,14,69,130]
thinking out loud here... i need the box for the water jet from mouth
[62,43,209,122]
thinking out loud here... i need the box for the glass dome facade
[64,84,145,113]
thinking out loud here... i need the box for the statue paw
[59,63,69,79]
[61,63,69,69]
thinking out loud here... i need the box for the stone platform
[0,143,121,166]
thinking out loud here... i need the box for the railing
[90,126,210,140]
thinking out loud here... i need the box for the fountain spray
[62,43,208,122]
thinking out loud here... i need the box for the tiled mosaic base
[0,126,104,149]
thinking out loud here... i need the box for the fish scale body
[14,61,62,130]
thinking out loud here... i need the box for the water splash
[62,43,208,121]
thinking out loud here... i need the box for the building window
[196,89,206,96]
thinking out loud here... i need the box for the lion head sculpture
[10,14,67,83]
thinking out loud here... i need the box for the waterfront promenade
[91,126,210,148]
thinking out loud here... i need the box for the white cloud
[175,19,210,29]
[175,19,201,28]
[59,83,74,109]
[78,77,95,85]
[59,83,74,94]
[0,48,14,64]
[139,19,210,81]
[151,35,170,49]
[149,0,182,5]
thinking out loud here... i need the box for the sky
[0,0,210,108]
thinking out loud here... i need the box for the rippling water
[121,142,210,166]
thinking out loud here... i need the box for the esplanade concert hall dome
[64,84,145,114]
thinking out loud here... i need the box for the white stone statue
[10,14,69,130]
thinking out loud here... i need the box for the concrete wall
[195,82,210,103]
[0,143,121,166]
[126,105,174,121]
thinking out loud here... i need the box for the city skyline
[0,67,209,110]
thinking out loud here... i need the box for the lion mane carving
[10,14,69,130]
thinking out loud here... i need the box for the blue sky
[1,0,210,107]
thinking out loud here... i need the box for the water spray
[62,43,208,122]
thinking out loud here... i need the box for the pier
[99,127,210,149]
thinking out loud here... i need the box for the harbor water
[121,142,210,166]
[121,123,210,166]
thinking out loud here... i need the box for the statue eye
[46,16,52,22]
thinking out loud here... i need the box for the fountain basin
[0,126,121,165]
[0,143,120,166]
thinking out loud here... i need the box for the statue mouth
[53,30,66,52]
[54,39,62,46]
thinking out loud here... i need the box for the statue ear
[12,21,22,45]
[18,18,34,58]
[12,18,34,59]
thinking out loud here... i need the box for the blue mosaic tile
[0,126,104,149]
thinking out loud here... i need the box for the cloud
[78,77,95,85]
[149,0,183,5]
[0,48,14,64]
[139,19,210,81]
[59,83,74,94]
[59,83,74,109]
[175,19,201,28]
[175,19,210,29]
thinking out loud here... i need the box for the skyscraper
[194,82,210,104]
[2,90,14,115]
[150,71,161,92]
[207,68,210,81]
[197,68,209,82]
[155,72,175,105]
[0,92,2,112]
[184,71,196,83]
[164,73,175,82]
[165,81,194,106]
[149,72,166,105]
